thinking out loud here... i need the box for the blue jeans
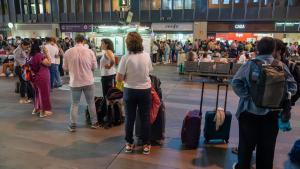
[70,85,97,125]
[124,88,151,145]
[50,64,62,89]
[164,52,169,62]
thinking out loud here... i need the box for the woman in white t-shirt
[116,32,153,155]
[100,39,116,98]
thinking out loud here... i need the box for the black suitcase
[204,84,232,144]
[180,82,205,149]
[135,101,166,144]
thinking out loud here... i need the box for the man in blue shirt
[231,37,297,169]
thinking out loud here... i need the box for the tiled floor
[0,65,299,169]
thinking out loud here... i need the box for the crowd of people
[0,32,155,155]
[152,38,300,65]
[1,33,300,168]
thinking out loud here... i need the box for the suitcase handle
[200,82,205,115]
[216,84,228,112]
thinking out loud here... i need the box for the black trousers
[59,56,64,76]
[124,88,151,145]
[15,66,33,99]
[101,74,116,98]
[237,111,279,169]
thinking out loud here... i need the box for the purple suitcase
[181,83,204,149]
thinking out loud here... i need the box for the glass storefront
[62,25,152,56]
[154,33,193,43]
[283,33,300,44]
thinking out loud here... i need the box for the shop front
[207,22,275,43]
[275,22,300,44]
[151,23,193,43]
[12,24,60,38]
[60,24,152,56]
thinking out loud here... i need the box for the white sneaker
[9,73,14,77]
[0,73,6,77]
[32,108,40,115]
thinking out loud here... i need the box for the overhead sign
[151,23,193,32]
[234,24,245,29]
[119,0,128,6]
[60,24,93,32]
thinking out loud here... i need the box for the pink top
[63,44,97,87]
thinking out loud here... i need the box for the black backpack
[104,100,124,128]
[250,59,287,109]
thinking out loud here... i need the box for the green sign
[118,0,128,7]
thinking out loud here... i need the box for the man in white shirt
[45,37,61,89]
[63,34,98,132]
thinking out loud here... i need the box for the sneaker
[9,73,14,77]
[68,124,76,132]
[0,73,6,77]
[32,108,39,115]
[90,122,100,129]
[125,143,134,153]
[143,144,151,155]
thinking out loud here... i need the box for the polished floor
[0,65,299,169]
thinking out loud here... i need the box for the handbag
[150,86,161,124]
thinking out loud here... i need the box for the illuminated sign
[234,24,246,29]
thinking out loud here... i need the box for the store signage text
[234,24,246,29]
[152,23,193,31]
[60,24,93,32]
[165,24,179,29]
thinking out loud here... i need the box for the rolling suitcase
[135,102,166,144]
[181,82,205,149]
[135,75,165,144]
[204,84,232,144]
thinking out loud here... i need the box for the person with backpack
[231,37,297,169]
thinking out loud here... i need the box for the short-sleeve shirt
[45,44,59,64]
[118,52,153,89]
